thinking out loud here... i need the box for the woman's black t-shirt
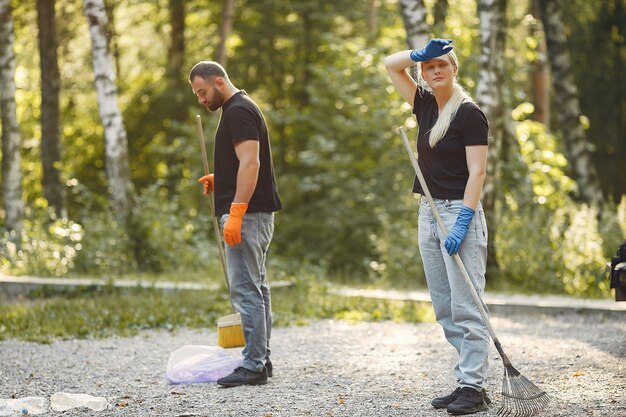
[214,91,282,217]
[412,86,489,200]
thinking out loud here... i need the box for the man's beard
[208,86,225,111]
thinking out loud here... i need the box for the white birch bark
[398,0,429,49]
[476,0,508,273]
[539,0,604,206]
[398,0,430,82]
[83,0,134,217]
[0,0,23,234]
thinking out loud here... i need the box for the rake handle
[398,126,510,365]
[195,115,234,313]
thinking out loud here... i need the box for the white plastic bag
[166,345,242,384]
[50,392,108,412]
[0,397,47,415]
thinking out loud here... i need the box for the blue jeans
[418,197,490,390]
[219,211,274,373]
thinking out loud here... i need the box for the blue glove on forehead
[410,38,454,62]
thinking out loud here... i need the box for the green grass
[0,275,434,343]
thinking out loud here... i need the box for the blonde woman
[384,39,491,415]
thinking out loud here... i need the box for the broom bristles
[497,364,550,417]
[217,313,245,349]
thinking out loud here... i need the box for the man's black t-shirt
[214,91,282,217]
[412,86,489,199]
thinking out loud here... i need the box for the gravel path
[1,311,625,417]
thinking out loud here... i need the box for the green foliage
[0,270,433,342]
[0,212,83,277]
[0,285,229,343]
[494,115,626,297]
[1,0,624,300]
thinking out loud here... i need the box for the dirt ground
[1,310,625,416]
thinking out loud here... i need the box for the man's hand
[198,174,214,195]
[224,202,249,246]
[444,205,475,255]
[410,38,454,62]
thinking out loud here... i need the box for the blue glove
[410,38,454,62]
[444,205,475,255]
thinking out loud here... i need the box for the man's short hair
[188,61,227,82]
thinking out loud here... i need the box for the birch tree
[476,0,507,275]
[83,0,134,218]
[399,0,429,50]
[398,0,429,82]
[538,0,604,207]
[37,0,67,219]
[0,0,23,235]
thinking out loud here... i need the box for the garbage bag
[166,345,243,384]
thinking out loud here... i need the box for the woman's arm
[463,145,488,210]
[383,50,418,105]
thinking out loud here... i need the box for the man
[189,61,282,387]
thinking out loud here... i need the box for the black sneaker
[446,387,489,415]
[432,387,462,409]
[432,387,491,409]
[265,359,273,377]
[217,366,268,387]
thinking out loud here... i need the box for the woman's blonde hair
[419,50,474,148]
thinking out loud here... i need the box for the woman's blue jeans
[418,197,490,390]
[220,211,274,373]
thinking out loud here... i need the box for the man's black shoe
[265,359,273,377]
[217,366,268,387]
[432,387,462,409]
[446,387,489,415]
[432,387,491,409]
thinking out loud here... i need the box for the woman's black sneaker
[446,387,489,415]
[432,387,491,409]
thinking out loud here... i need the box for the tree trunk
[538,0,604,207]
[83,0,134,218]
[368,0,380,44]
[163,0,186,192]
[37,0,67,219]
[433,0,449,34]
[0,0,24,236]
[399,0,430,50]
[398,0,429,81]
[167,0,185,88]
[476,0,508,279]
[530,0,550,127]
[216,0,235,66]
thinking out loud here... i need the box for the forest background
[1,0,624,299]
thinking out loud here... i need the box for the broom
[398,126,549,417]
[195,115,245,349]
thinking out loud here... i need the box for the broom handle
[195,115,235,313]
[398,126,511,364]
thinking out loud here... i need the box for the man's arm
[233,139,260,203]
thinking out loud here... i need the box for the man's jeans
[220,211,274,373]
[418,197,490,390]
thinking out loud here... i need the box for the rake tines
[497,364,550,417]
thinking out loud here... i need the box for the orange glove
[224,202,248,246]
[198,174,214,195]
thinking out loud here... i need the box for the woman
[384,39,491,415]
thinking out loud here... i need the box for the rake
[398,126,550,417]
[196,115,245,349]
